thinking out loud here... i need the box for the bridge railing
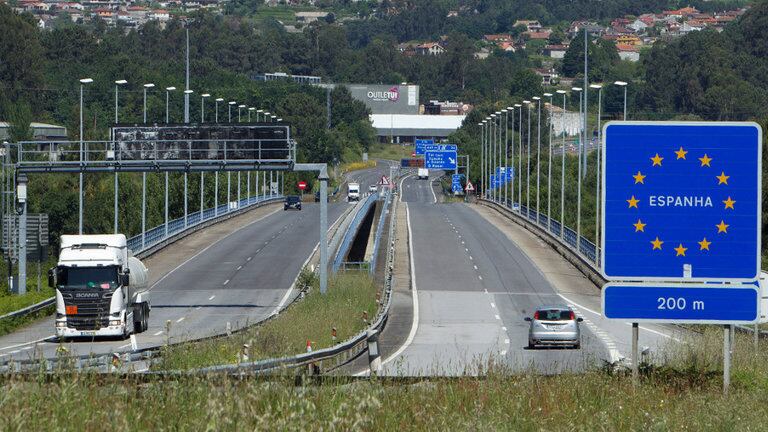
[489,196,599,267]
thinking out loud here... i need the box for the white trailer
[49,234,150,338]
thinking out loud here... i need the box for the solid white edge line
[429,175,437,204]
[370,202,419,373]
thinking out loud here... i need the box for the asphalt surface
[380,172,608,376]
[0,164,393,363]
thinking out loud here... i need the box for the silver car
[525,305,583,349]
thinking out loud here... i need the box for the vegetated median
[2,327,768,429]
[152,270,379,371]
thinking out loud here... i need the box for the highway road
[380,171,678,376]
[0,163,393,363]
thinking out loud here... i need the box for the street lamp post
[257,109,264,122]
[544,92,553,233]
[228,101,236,123]
[590,83,604,264]
[183,90,194,124]
[533,96,541,224]
[215,98,223,123]
[270,115,277,122]
[248,107,255,122]
[572,86,583,251]
[557,90,567,238]
[505,107,512,207]
[78,78,93,235]
[143,83,155,123]
[479,122,484,196]
[201,93,210,123]
[482,119,488,196]
[142,83,154,248]
[490,113,497,201]
[614,81,628,120]
[523,100,532,217]
[516,104,522,212]
[165,86,176,123]
[238,104,245,122]
[113,80,127,235]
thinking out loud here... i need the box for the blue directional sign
[425,144,457,152]
[603,283,758,323]
[451,174,463,193]
[415,139,435,155]
[602,122,762,281]
[425,150,458,170]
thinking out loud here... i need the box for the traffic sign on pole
[425,150,457,170]
[451,174,462,194]
[603,283,758,324]
[465,181,475,192]
[425,144,457,152]
[415,139,434,155]
[601,122,762,282]
[297,181,307,191]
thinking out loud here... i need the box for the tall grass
[153,271,379,370]
[341,160,378,173]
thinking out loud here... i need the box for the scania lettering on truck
[348,182,361,201]
[417,168,429,180]
[49,234,150,338]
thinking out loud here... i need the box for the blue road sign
[452,174,463,193]
[425,144,457,152]
[425,150,458,170]
[603,284,758,323]
[415,139,434,155]
[602,122,762,281]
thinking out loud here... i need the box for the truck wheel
[133,304,147,333]
[141,303,149,333]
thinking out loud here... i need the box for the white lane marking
[398,174,414,203]
[469,256,473,260]
[473,265,478,270]
[247,256,252,261]
[428,178,437,203]
[462,241,465,245]
[494,314,501,320]
[147,207,281,290]
[625,322,681,341]
[379,203,419,370]
[264,242,269,245]
[502,326,507,331]
[117,343,131,349]
[209,295,216,300]
[20,346,32,351]
[130,334,138,351]
[176,317,185,323]
[465,248,469,252]
[504,339,510,344]
[223,279,230,285]
[490,302,496,308]
[500,350,507,356]
[8,350,20,354]
[237,266,242,270]
[484,288,488,294]
[153,331,163,336]
[195,306,202,310]
[478,275,483,280]
[0,336,51,353]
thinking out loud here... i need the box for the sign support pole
[723,324,732,395]
[631,322,639,383]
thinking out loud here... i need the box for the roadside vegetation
[368,144,414,161]
[2,327,768,429]
[152,270,379,370]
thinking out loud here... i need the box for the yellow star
[633,171,646,184]
[716,220,729,234]
[633,219,646,232]
[627,195,639,208]
[698,238,711,251]
[699,154,712,167]
[651,237,663,250]
[716,171,729,185]
[674,243,688,257]
[675,146,688,159]
[723,196,736,210]
[650,153,664,166]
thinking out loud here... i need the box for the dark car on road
[284,195,302,211]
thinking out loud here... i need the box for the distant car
[284,195,302,211]
[525,305,583,349]
[368,185,378,193]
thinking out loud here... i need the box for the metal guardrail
[369,190,392,275]
[490,197,599,266]
[1,193,284,324]
[333,193,378,272]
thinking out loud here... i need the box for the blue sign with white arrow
[425,150,457,170]
[425,144,457,152]
[451,174,463,193]
[603,283,758,323]
[601,122,762,282]
[415,139,434,155]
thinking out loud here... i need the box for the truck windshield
[57,266,119,289]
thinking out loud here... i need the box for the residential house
[628,19,649,32]
[483,34,513,44]
[616,34,641,46]
[150,9,170,21]
[616,44,639,62]
[415,42,445,56]
[496,42,515,52]
[534,68,559,85]
[543,44,568,59]
[474,47,491,60]
[513,20,542,31]
[295,11,328,23]
[524,30,552,40]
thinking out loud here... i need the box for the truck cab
[50,234,150,339]
[417,168,429,180]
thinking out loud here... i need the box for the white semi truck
[417,168,429,180]
[49,234,150,338]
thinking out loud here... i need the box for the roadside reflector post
[724,324,732,395]
[631,322,639,383]
[331,327,337,343]
[367,329,381,375]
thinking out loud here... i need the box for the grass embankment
[3,328,768,429]
[0,257,58,336]
[341,160,377,173]
[368,143,414,161]
[153,271,379,370]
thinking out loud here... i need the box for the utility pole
[184,28,190,124]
